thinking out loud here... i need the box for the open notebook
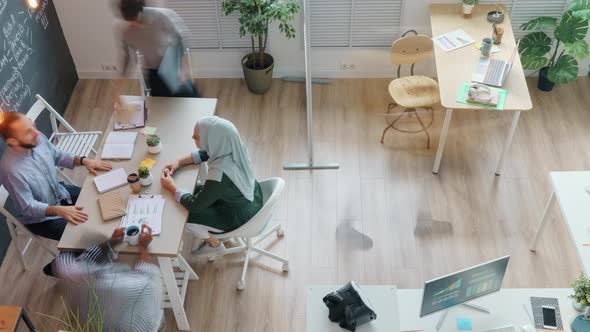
[101,132,137,160]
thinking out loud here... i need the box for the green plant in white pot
[571,273,590,319]
[519,0,590,92]
[461,0,478,17]
[221,0,300,94]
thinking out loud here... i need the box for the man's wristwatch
[79,156,87,166]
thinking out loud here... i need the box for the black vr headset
[322,281,377,332]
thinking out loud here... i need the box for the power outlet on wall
[339,63,356,70]
[101,64,119,71]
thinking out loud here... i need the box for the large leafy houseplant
[519,0,590,89]
[221,0,299,94]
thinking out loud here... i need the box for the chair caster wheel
[207,256,216,262]
[277,228,285,237]
[282,262,289,272]
[237,280,246,290]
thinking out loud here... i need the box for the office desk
[58,97,217,331]
[398,288,577,331]
[0,306,35,332]
[430,5,533,175]
[530,172,590,276]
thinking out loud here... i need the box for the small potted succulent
[571,273,590,319]
[138,165,153,186]
[461,0,478,17]
[146,135,162,154]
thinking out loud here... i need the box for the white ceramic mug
[125,225,140,245]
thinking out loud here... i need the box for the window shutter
[351,0,404,47]
[310,0,353,47]
[487,0,568,39]
[167,0,249,49]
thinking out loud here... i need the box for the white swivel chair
[0,185,59,271]
[205,177,288,290]
[26,94,102,185]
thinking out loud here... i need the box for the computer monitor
[420,255,510,317]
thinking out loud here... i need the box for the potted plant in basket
[221,0,300,94]
[519,0,590,91]
[461,0,478,17]
[146,135,162,154]
[138,165,153,186]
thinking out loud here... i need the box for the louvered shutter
[510,0,568,38]
[168,0,249,49]
[310,0,353,47]
[351,0,403,47]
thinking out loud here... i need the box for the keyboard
[483,59,506,86]
[481,325,518,332]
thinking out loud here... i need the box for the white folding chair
[204,177,289,290]
[0,185,58,271]
[26,94,102,185]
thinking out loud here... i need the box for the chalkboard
[0,0,78,264]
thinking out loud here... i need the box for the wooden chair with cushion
[380,30,440,148]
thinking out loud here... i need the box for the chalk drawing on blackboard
[0,0,7,16]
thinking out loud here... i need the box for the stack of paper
[120,195,166,235]
[101,132,137,160]
[433,29,475,52]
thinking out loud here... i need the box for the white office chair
[0,185,59,271]
[26,94,102,185]
[203,177,288,290]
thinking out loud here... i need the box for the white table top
[398,288,577,332]
[550,171,590,276]
[307,285,399,332]
[58,97,217,257]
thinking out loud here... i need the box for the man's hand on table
[83,158,113,176]
[57,206,88,225]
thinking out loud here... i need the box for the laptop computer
[472,40,520,87]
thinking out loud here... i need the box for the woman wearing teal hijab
[160,116,263,255]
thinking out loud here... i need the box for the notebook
[97,189,127,221]
[93,168,128,194]
[114,95,146,130]
[101,132,138,160]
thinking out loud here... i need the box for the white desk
[307,286,578,331]
[399,288,577,332]
[530,172,590,275]
[307,285,400,332]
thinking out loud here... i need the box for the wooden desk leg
[432,108,453,174]
[158,256,191,331]
[530,192,556,252]
[495,111,521,176]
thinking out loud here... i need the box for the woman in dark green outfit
[160,116,263,255]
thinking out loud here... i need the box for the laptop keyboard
[481,325,517,332]
[484,59,505,86]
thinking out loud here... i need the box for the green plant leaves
[564,40,590,59]
[569,0,590,20]
[555,10,589,43]
[520,31,552,55]
[548,55,579,84]
[520,17,558,31]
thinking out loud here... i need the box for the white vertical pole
[283,0,339,170]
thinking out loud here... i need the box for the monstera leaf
[547,55,579,84]
[564,40,590,59]
[520,17,558,31]
[569,0,590,20]
[519,32,551,69]
[555,10,589,43]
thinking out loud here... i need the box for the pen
[582,244,590,246]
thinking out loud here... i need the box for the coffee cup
[125,225,140,245]
[481,38,493,57]
[127,173,141,194]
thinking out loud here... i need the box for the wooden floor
[1,77,589,331]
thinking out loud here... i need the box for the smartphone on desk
[542,305,558,329]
